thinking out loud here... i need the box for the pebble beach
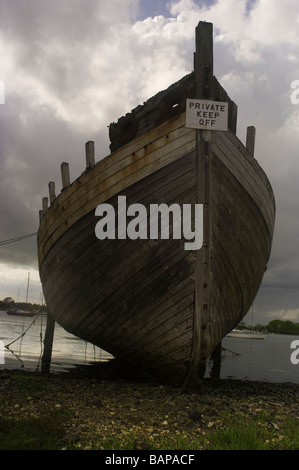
[0,361,298,451]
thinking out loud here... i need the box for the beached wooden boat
[37,22,275,385]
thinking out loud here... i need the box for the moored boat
[37,22,275,385]
[227,329,267,340]
[7,309,36,317]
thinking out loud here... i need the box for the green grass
[89,435,205,451]
[210,421,267,450]
[1,413,298,450]
[76,415,299,451]
[208,415,299,451]
[8,373,49,398]
[0,414,65,450]
[275,418,299,450]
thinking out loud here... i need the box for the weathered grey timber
[37,22,275,385]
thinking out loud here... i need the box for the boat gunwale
[38,115,275,266]
[38,113,196,261]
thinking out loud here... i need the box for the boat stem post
[194,21,214,383]
[41,312,55,374]
[184,21,214,387]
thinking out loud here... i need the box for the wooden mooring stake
[41,183,57,373]
[41,312,55,374]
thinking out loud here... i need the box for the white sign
[185,99,228,131]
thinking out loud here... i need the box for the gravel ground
[0,362,298,450]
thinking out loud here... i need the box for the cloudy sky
[0,0,299,325]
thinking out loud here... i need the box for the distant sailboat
[227,306,267,340]
[227,329,267,340]
[7,273,36,317]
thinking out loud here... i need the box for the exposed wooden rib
[42,197,48,213]
[48,182,56,205]
[85,141,95,170]
[246,126,256,156]
[60,162,70,189]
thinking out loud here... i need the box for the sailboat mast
[25,272,30,304]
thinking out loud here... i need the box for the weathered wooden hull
[37,22,275,385]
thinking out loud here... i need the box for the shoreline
[0,363,298,450]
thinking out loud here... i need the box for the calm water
[207,333,299,384]
[0,310,112,373]
[0,310,299,383]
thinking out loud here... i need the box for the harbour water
[209,333,299,384]
[0,310,299,383]
[0,310,112,373]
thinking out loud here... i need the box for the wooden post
[198,22,214,379]
[41,185,56,373]
[195,22,214,100]
[210,341,222,378]
[85,141,95,170]
[48,181,56,204]
[42,197,48,214]
[41,312,55,374]
[246,126,256,156]
[40,185,56,374]
[185,21,214,385]
[229,102,238,136]
[39,210,44,223]
[61,162,70,189]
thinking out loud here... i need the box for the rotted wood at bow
[37,21,275,385]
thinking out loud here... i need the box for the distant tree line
[267,319,299,335]
[1,297,298,334]
[0,297,47,313]
[237,319,299,335]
